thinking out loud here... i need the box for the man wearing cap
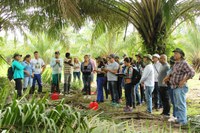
[152,54,162,110]
[139,54,154,113]
[104,54,120,106]
[135,53,145,105]
[30,51,46,94]
[165,48,195,126]
[12,53,25,97]
[50,51,63,93]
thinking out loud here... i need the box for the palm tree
[101,0,200,54]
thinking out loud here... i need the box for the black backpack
[7,66,14,81]
[127,66,141,85]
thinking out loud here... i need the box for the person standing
[139,54,154,113]
[135,53,145,105]
[50,51,63,93]
[95,57,106,102]
[30,51,46,94]
[73,57,81,82]
[22,55,34,92]
[12,53,25,97]
[158,54,170,116]
[104,54,119,106]
[81,55,93,95]
[152,54,162,110]
[165,48,195,126]
[123,57,133,112]
[63,52,73,94]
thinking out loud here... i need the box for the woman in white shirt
[73,57,81,82]
[139,54,155,113]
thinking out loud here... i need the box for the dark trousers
[117,77,123,99]
[159,86,171,115]
[153,82,161,108]
[82,74,91,95]
[31,74,42,94]
[140,84,145,102]
[97,77,104,102]
[125,83,133,107]
[14,78,22,97]
[131,85,136,107]
[51,74,61,93]
[103,77,109,99]
[108,81,118,103]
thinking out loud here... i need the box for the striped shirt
[169,60,195,88]
[64,58,73,74]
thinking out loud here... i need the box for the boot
[67,84,71,94]
[51,84,55,93]
[30,86,35,94]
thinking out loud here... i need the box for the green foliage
[42,66,52,85]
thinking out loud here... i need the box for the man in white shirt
[50,51,63,93]
[140,54,154,113]
[30,51,46,94]
[152,54,162,110]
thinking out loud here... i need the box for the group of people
[11,48,195,126]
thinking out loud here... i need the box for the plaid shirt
[169,60,195,88]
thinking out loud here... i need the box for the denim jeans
[125,83,133,107]
[31,74,42,94]
[24,76,33,89]
[73,72,80,81]
[169,88,176,117]
[173,86,188,124]
[108,81,119,103]
[96,77,104,102]
[82,74,91,95]
[135,83,141,104]
[145,86,154,113]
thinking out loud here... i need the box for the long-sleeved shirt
[169,60,195,88]
[81,62,93,75]
[153,61,161,82]
[22,61,34,77]
[50,58,63,74]
[12,60,25,79]
[140,63,154,87]
[63,58,73,74]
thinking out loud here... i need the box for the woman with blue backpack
[12,53,25,97]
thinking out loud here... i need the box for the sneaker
[124,107,133,112]
[168,117,177,122]
[123,106,128,110]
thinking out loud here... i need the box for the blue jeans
[173,86,188,124]
[24,76,33,89]
[169,88,176,117]
[108,81,119,103]
[135,83,141,104]
[96,77,104,102]
[145,86,154,113]
[73,72,80,81]
[32,74,42,93]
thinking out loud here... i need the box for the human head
[159,54,167,64]
[123,54,127,59]
[13,53,22,61]
[65,52,70,58]
[115,56,120,63]
[55,51,60,58]
[124,57,131,66]
[143,54,152,64]
[24,54,31,62]
[84,55,90,62]
[169,56,175,66]
[152,54,160,63]
[74,57,79,63]
[173,48,185,61]
[135,53,143,62]
[108,54,115,63]
[34,51,39,59]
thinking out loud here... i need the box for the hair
[65,52,70,58]
[24,54,31,61]
[84,55,89,59]
[124,57,131,63]
[34,51,38,54]
[102,58,107,64]
[74,57,79,63]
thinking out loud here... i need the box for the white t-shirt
[106,62,119,81]
[153,61,161,82]
[31,58,45,74]
[73,62,81,72]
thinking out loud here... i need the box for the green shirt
[12,60,25,79]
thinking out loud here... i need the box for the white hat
[153,54,160,58]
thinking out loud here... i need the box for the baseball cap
[108,54,115,59]
[143,54,152,61]
[152,54,160,58]
[13,53,22,58]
